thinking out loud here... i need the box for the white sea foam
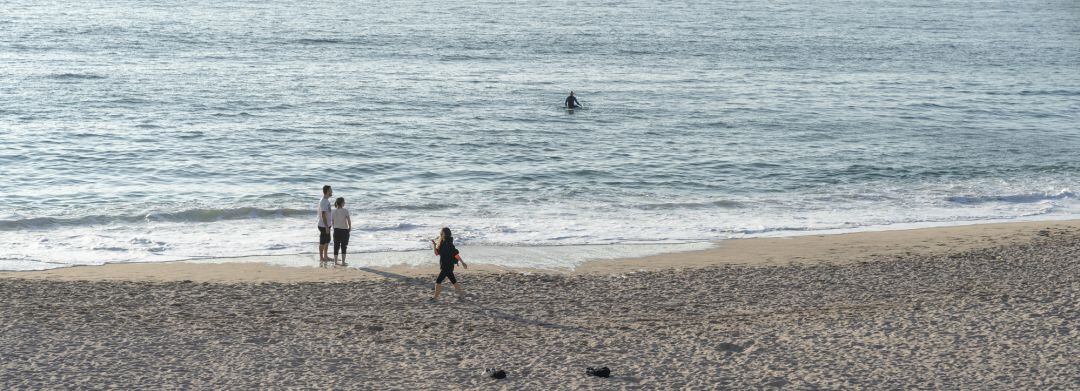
[1,191,1077,271]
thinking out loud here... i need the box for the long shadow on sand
[356,267,429,287]
[357,267,587,333]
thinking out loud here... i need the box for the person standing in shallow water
[316,185,333,264]
[331,197,352,266]
[430,227,468,302]
[565,91,582,109]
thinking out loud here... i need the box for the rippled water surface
[2,0,1079,270]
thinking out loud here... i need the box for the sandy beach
[2,219,1078,389]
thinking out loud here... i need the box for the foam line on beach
[7,219,1080,283]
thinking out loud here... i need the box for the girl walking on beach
[430,227,467,301]
[332,197,352,266]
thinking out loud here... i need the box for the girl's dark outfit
[333,228,349,257]
[434,242,460,284]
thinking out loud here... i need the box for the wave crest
[0,207,310,231]
[946,190,1074,205]
[46,73,106,80]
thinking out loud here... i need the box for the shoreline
[4,218,1079,283]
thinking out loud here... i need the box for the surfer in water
[565,91,582,109]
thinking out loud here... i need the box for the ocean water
[2,0,1079,271]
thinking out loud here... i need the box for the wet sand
[1,220,1078,389]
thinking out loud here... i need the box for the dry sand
[1,220,1078,389]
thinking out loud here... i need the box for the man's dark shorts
[319,227,331,245]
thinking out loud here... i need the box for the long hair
[334,197,345,208]
[435,227,453,252]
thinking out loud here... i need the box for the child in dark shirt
[430,227,468,301]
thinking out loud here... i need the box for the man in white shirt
[317,185,333,263]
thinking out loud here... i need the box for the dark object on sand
[485,368,507,379]
[586,366,611,378]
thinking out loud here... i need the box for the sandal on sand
[484,368,507,379]
[587,367,611,378]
